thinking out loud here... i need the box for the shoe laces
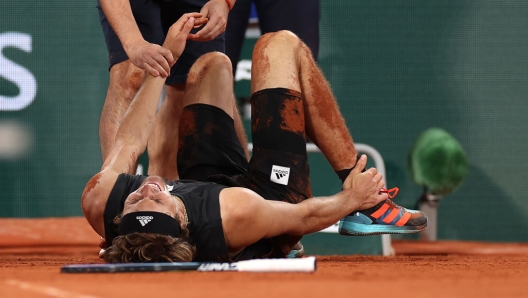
[379,187,399,199]
[378,187,403,210]
[358,187,401,214]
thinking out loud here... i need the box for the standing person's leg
[225,0,253,76]
[97,0,164,160]
[99,62,146,160]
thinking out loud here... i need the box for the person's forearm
[114,75,165,150]
[294,191,360,235]
[100,0,144,52]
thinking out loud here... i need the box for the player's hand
[98,237,107,258]
[342,154,388,210]
[191,0,229,41]
[98,237,107,249]
[126,39,174,78]
[163,13,202,64]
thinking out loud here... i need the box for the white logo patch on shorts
[270,165,290,185]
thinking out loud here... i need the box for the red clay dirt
[1,217,527,298]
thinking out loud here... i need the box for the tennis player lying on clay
[81,13,427,263]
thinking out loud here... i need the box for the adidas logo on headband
[136,215,153,226]
[118,211,182,238]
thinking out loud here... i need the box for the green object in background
[408,128,468,196]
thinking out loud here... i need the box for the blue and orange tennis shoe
[339,187,428,236]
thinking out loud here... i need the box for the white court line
[5,279,100,298]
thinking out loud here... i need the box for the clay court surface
[1,218,528,298]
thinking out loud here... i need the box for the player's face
[122,176,177,217]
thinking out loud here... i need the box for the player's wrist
[122,36,146,53]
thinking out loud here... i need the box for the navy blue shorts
[225,0,320,73]
[97,0,225,84]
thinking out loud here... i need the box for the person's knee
[188,52,232,81]
[109,61,146,100]
[183,52,235,111]
[255,30,301,53]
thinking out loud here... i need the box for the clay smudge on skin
[252,34,272,89]
[81,172,102,206]
[298,43,356,169]
[307,68,344,131]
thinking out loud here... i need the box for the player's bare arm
[219,155,388,253]
[81,14,199,237]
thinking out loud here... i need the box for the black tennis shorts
[97,0,225,84]
[177,88,311,259]
[177,87,312,204]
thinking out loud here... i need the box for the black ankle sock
[336,168,352,184]
[335,155,365,184]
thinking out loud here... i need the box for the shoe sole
[338,220,427,236]
[287,245,305,258]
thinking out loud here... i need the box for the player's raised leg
[251,30,427,235]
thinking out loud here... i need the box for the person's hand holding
[98,237,107,249]
[163,13,202,65]
[342,154,388,211]
[191,0,230,41]
[125,39,175,78]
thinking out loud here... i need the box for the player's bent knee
[188,52,233,84]
[255,30,301,54]
[193,52,232,73]
[260,30,298,41]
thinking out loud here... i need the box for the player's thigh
[178,104,248,181]
[248,88,311,200]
